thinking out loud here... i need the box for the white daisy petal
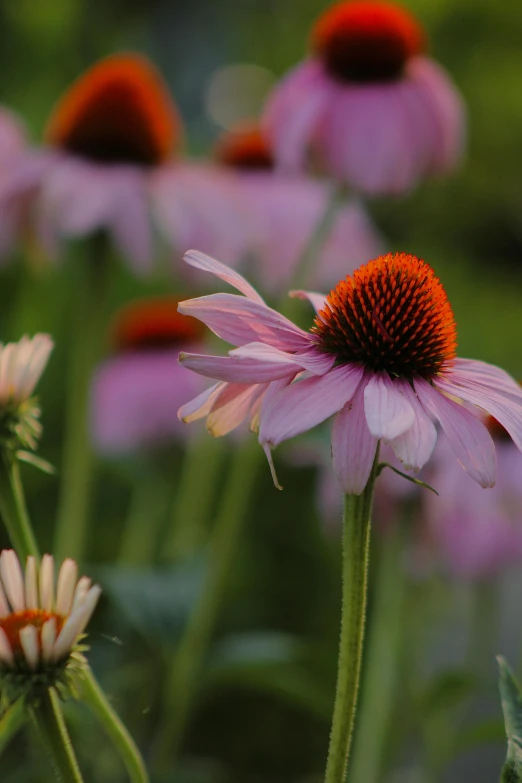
[56,559,78,616]
[25,556,38,610]
[20,625,39,669]
[0,551,25,612]
[39,554,55,612]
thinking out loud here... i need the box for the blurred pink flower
[0,54,241,273]
[418,429,522,580]
[90,296,206,455]
[213,123,383,292]
[264,1,465,195]
[178,250,522,495]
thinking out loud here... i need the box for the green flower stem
[291,183,345,293]
[28,687,84,783]
[118,469,173,566]
[80,668,149,783]
[324,452,379,783]
[54,238,111,562]
[0,452,39,561]
[348,517,407,783]
[152,440,261,770]
[468,577,499,678]
[162,436,224,562]
[0,699,25,757]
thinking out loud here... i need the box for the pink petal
[392,379,437,470]
[111,170,153,273]
[363,372,416,440]
[445,358,522,399]
[178,382,223,423]
[289,290,327,313]
[230,342,335,376]
[178,293,312,351]
[179,351,303,383]
[207,383,267,437]
[415,378,496,488]
[436,373,522,452]
[259,363,363,448]
[332,384,378,495]
[183,249,265,304]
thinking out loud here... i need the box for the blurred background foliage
[0,0,521,781]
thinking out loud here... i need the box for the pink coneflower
[178,250,522,493]
[264,1,465,194]
[0,54,240,273]
[0,550,100,691]
[214,122,383,293]
[90,296,206,455]
[418,422,522,580]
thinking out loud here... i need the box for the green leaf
[418,668,480,717]
[0,699,25,757]
[498,656,522,781]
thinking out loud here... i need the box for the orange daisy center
[0,610,65,660]
[312,1,425,84]
[313,252,457,379]
[214,124,274,171]
[45,54,181,166]
[111,297,206,353]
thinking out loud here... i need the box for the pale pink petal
[111,170,153,273]
[178,293,312,351]
[56,559,78,616]
[20,625,39,669]
[363,372,416,440]
[24,556,38,610]
[415,378,496,488]
[183,250,265,303]
[391,379,437,470]
[41,618,57,662]
[289,290,327,313]
[447,358,522,396]
[259,364,364,448]
[207,383,267,436]
[264,60,333,172]
[0,550,25,612]
[179,351,303,383]
[0,628,13,666]
[436,373,522,452]
[39,554,55,612]
[230,342,335,376]
[332,384,378,495]
[178,382,224,423]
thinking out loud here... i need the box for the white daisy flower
[0,550,100,687]
[0,334,53,406]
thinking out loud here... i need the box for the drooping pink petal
[178,382,223,423]
[178,293,313,351]
[183,249,265,304]
[391,378,437,470]
[415,378,496,488]
[179,351,304,383]
[259,363,364,448]
[363,372,416,440]
[444,359,522,400]
[332,384,378,495]
[263,60,333,173]
[435,373,522,452]
[230,342,335,376]
[207,383,267,436]
[289,289,327,313]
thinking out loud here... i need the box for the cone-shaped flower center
[0,610,65,658]
[312,1,425,84]
[314,252,456,379]
[45,54,181,166]
[112,297,206,352]
[214,124,274,170]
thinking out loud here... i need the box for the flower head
[0,550,100,699]
[263,0,465,194]
[0,334,53,451]
[178,250,522,494]
[90,297,206,455]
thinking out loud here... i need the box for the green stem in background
[348,515,408,783]
[117,468,173,566]
[152,440,261,771]
[291,183,345,293]
[324,451,379,783]
[162,436,224,562]
[0,699,25,757]
[80,668,149,783]
[468,577,500,679]
[28,687,84,783]
[0,452,39,561]
[54,237,111,562]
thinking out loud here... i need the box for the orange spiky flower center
[111,297,206,353]
[0,610,65,659]
[45,54,181,166]
[312,1,425,84]
[313,252,457,379]
[214,124,274,171]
